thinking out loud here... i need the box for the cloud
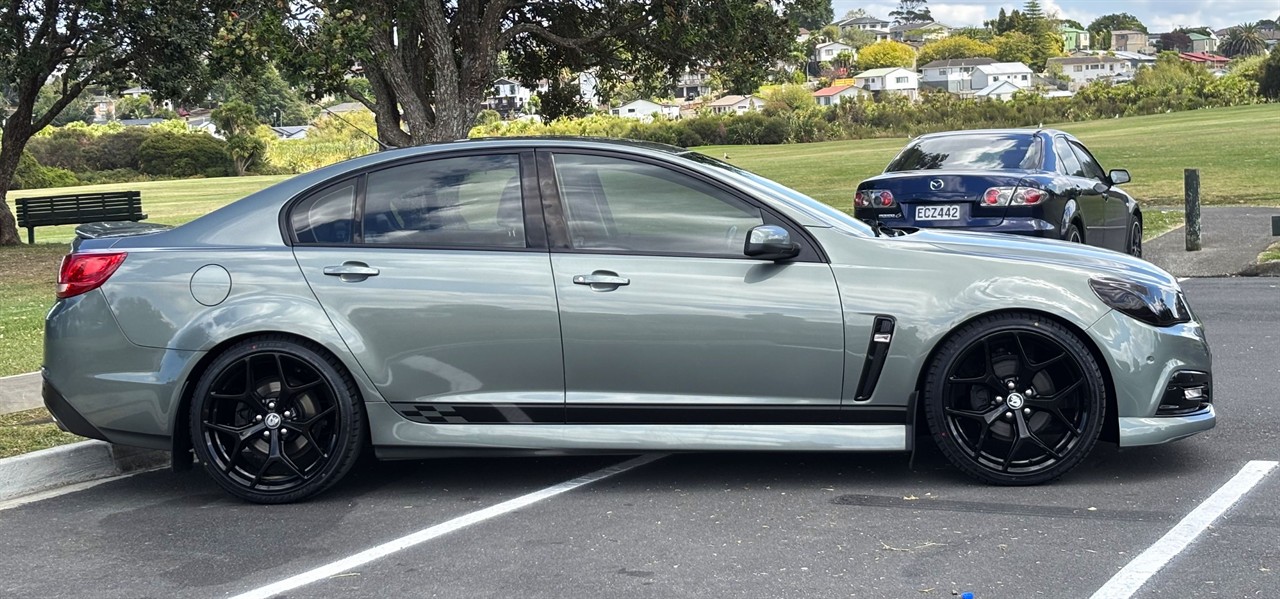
[930,4,990,27]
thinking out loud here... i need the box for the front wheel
[189,336,365,503]
[922,313,1106,485]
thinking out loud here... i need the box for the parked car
[44,138,1212,504]
[854,129,1143,257]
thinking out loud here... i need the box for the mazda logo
[929,179,945,191]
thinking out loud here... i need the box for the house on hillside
[1060,24,1091,52]
[673,71,712,100]
[918,58,997,94]
[1110,30,1150,53]
[1186,32,1220,54]
[812,84,866,106]
[835,15,891,33]
[610,99,680,121]
[483,78,534,118]
[974,80,1024,101]
[891,21,951,42]
[813,41,856,63]
[1046,55,1134,90]
[971,62,1034,92]
[271,126,311,140]
[1178,51,1230,68]
[707,95,765,114]
[853,67,919,99]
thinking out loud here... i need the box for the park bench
[15,191,146,244]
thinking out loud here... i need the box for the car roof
[911,128,1073,142]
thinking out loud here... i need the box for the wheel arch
[170,330,370,468]
[910,307,1119,445]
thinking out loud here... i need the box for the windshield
[886,133,1042,172]
[681,152,876,236]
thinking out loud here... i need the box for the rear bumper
[856,210,1060,238]
[43,377,109,442]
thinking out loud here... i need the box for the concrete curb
[0,440,168,502]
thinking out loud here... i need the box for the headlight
[1089,277,1193,327]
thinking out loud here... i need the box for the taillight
[981,187,1046,206]
[57,252,127,299]
[855,189,896,208]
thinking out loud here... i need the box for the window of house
[939,69,948,75]
[896,76,908,84]
[362,154,525,248]
[550,154,764,257]
[1074,65,1083,72]
[1021,74,1028,80]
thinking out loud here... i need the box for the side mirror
[1108,169,1131,186]
[744,225,800,261]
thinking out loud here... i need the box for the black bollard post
[1185,169,1201,252]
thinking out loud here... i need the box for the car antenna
[318,104,391,151]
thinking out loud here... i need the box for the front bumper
[1086,310,1216,447]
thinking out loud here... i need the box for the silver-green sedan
[43,138,1214,503]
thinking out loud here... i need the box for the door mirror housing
[1108,169,1131,186]
[744,225,801,261]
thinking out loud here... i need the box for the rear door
[539,150,848,424]
[1052,136,1103,242]
[290,151,566,423]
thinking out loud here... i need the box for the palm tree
[1221,22,1267,57]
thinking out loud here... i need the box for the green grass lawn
[0,104,1274,377]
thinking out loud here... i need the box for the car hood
[898,228,1177,288]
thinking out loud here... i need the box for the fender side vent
[854,316,896,402]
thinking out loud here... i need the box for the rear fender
[1060,199,1081,238]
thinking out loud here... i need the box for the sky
[830,0,1280,31]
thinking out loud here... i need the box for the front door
[540,151,846,424]
[291,152,566,423]
[1069,140,1121,249]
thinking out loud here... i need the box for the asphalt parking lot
[2,277,1277,599]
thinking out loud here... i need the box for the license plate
[915,205,961,221]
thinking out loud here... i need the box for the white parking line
[229,453,666,599]
[1177,277,1189,282]
[0,371,38,381]
[1089,460,1278,599]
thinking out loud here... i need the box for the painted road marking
[229,453,666,599]
[1089,460,1278,599]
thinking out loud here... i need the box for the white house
[891,21,952,42]
[853,67,919,99]
[811,84,866,106]
[974,80,1024,101]
[813,41,856,63]
[1046,56,1134,90]
[836,15,891,33]
[483,78,534,117]
[918,58,997,93]
[971,62,1034,92]
[610,99,680,121]
[673,70,712,100]
[707,94,766,114]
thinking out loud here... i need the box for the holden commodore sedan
[44,138,1213,503]
[854,129,1144,257]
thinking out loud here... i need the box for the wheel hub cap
[1006,392,1026,410]
[264,412,282,429]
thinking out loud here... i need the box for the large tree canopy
[0,0,230,245]
[888,0,931,25]
[1088,13,1147,51]
[237,0,822,148]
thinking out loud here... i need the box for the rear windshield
[885,133,1042,172]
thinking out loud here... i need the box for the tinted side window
[362,154,524,248]
[291,182,355,244]
[1069,142,1107,181]
[1053,137,1085,177]
[551,153,764,257]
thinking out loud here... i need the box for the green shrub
[75,169,152,185]
[138,132,231,177]
[10,152,80,190]
[85,128,153,171]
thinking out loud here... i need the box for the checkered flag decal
[398,404,469,424]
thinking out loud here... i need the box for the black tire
[1065,223,1083,244]
[1128,218,1143,258]
[922,313,1106,486]
[189,335,365,503]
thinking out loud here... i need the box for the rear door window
[1069,141,1108,182]
[291,181,356,245]
[1053,137,1085,177]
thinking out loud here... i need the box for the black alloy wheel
[923,313,1105,485]
[1066,223,1083,244]
[1129,220,1143,258]
[190,336,364,503]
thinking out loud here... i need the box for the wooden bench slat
[17,191,146,243]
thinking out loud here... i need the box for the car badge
[929,179,945,191]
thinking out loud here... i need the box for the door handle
[323,262,380,281]
[573,272,629,290]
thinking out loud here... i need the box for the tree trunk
[0,116,34,246]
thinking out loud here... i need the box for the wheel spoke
[296,404,336,428]
[1040,379,1083,401]
[972,422,991,458]
[284,423,329,459]
[280,451,308,480]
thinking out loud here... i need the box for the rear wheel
[1065,223,1083,244]
[922,313,1106,485]
[189,336,365,503]
[1128,219,1143,258]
